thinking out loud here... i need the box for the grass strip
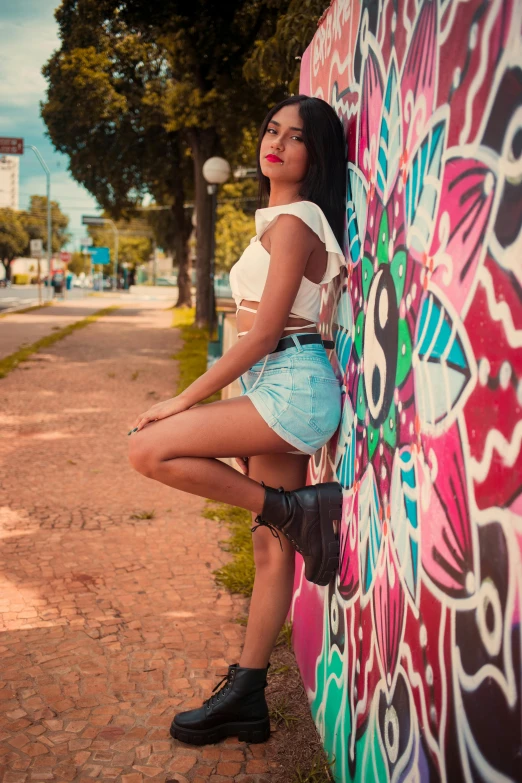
[0,301,53,320]
[171,306,220,403]
[0,305,119,379]
[203,501,255,597]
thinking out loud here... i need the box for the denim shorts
[239,336,342,455]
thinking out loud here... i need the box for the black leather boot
[170,663,270,745]
[251,482,342,586]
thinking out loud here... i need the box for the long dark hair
[256,95,346,249]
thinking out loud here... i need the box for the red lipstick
[266,154,283,163]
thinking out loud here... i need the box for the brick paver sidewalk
[0,301,274,783]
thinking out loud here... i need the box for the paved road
[0,300,275,783]
[0,287,89,313]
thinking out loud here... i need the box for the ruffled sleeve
[254,200,345,283]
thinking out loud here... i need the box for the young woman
[128,95,346,746]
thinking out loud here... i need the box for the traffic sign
[0,137,23,155]
[82,216,106,226]
[89,247,110,265]
[60,251,72,264]
[30,239,43,258]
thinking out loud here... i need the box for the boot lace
[204,669,234,708]
[250,518,284,551]
[251,486,284,552]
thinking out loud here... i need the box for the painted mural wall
[291,0,522,780]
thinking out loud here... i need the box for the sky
[0,0,102,250]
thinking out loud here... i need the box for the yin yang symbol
[363,265,398,426]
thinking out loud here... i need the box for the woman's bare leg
[129,397,312,667]
[128,396,306,514]
[239,453,309,669]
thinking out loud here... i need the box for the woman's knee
[128,434,158,477]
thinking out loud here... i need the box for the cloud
[0,20,59,108]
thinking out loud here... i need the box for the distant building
[0,155,19,210]
[0,257,53,281]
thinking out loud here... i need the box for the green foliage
[214,179,257,271]
[0,306,119,379]
[86,220,153,275]
[203,501,255,597]
[0,209,29,273]
[216,205,255,272]
[41,0,308,324]
[20,196,70,255]
[42,23,186,216]
[12,274,30,285]
[67,251,91,277]
[243,0,327,94]
[171,307,221,404]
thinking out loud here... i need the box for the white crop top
[229,200,345,325]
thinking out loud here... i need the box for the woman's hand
[128,395,191,434]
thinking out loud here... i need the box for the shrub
[13,274,30,285]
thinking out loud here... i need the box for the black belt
[272,333,335,354]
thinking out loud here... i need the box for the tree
[0,209,29,282]
[85,219,153,278]
[19,196,70,255]
[215,180,257,272]
[131,0,288,326]
[145,204,193,304]
[42,0,293,326]
[67,251,91,277]
[243,0,326,93]
[42,30,194,307]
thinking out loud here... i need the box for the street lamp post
[202,157,231,336]
[28,146,52,300]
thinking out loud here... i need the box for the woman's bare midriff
[236,299,318,339]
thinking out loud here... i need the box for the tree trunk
[187,127,219,328]
[2,259,11,282]
[172,200,192,308]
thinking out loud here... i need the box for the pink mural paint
[290,1,522,780]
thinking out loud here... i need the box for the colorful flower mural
[292,0,522,780]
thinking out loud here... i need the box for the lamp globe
[202,157,231,185]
